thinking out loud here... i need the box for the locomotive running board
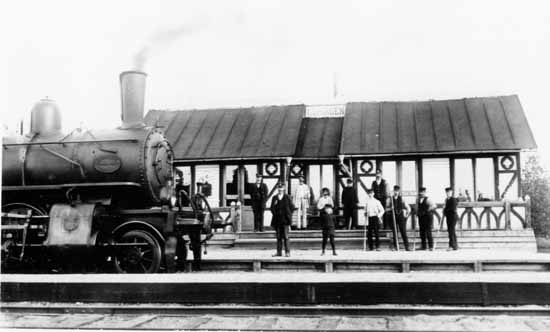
[2,139,139,147]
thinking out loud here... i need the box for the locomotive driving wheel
[113,230,162,273]
[1,203,47,272]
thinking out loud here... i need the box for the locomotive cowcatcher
[1,71,225,273]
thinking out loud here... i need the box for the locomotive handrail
[2,139,139,147]
[2,182,142,191]
[41,146,86,178]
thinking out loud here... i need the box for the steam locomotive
[1,71,220,273]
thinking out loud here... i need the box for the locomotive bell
[30,98,62,135]
[120,70,147,129]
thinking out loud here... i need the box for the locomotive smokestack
[120,70,147,129]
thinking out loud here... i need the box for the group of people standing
[344,169,460,252]
[259,179,337,257]
[250,169,460,257]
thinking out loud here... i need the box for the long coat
[250,182,268,210]
[270,194,293,227]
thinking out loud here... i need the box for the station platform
[196,248,550,273]
[2,271,550,306]
[2,249,549,307]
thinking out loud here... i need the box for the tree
[521,154,550,237]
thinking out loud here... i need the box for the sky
[2,0,550,169]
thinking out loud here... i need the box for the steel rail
[2,303,550,316]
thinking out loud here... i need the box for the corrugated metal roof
[145,95,536,160]
[340,95,537,156]
[294,117,343,159]
[145,105,305,160]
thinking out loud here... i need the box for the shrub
[521,154,550,237]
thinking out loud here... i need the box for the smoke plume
[133,22,206,71]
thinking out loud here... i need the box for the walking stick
[412,203,417,251]
[433,214,444,250]
[390,197,400,251]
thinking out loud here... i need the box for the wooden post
[396,160,403,188]
[504,199,511,230]
[472,158,477,201]
[280,160,286,190]
[352,159,358,226]
[231,203,240,232]
[190,165,196,196]
[516,152,522,198]
[333,162,340,210]
[220,164,226,207]
[253,261,261,272]
[235,202,243,232]
[493,155,500,200]
[450,158,455,190]
[237,165,245,203]
[417,158,423,192]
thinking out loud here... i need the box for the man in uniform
[389,185,411,251]
[341,178,359,229]
[371,169,389,229]
[417,187,436,251]
[270,183,293,257]
[444,187,459,250]
[250,173,268,232]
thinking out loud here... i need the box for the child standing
[317,187,337,256]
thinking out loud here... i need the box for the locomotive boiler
[1,71,219,273]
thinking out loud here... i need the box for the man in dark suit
[371,169,389,229]
[444,187,459,250]
[250,173,268,232]
[270,183,293,257]
[389,185,411,251]
[417,187,435,250]
[341,178,358,229]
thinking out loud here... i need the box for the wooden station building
[145,95,537,237]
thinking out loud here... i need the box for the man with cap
[293,176,311,230]
[371,169,389,229]
[270,183,293,257]
[443,187,459,250]
[417,187,436,250]
[341,178,359,229]
[250,173,268,232]
[389,185,411,251]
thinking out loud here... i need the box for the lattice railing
[408,199,531,231]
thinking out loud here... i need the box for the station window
[381,161,397,189]
[175,166,192,206]
[422,158,450,203]
[195,164,220,207]
[475,158,495,201]
[401,161,417,204]
[224,165,239,206]
[454,159,474,201]
[243,164,258,206]
[308,164,334,201]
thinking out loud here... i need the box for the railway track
[2,303,550,331]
